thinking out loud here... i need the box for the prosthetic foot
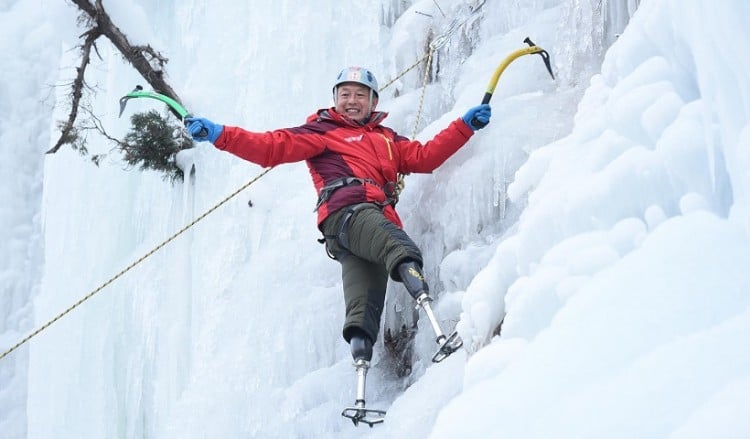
[341,333,386,427]
[415,293,464,362]
[397,261,464,363]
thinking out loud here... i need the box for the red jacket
[214,108,474,228]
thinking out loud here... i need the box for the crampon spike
[432,330,463,363]
[341,406,386,427]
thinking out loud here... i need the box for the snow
[1,0,749,438]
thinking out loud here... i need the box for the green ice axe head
[118,86,208,137]
[118,85,188,118]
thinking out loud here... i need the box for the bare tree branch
[81,105,126,147]
[47,27,101,154]
[84,0,181,103]
[50,0,184,154]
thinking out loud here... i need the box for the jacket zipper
[380,134,393,160]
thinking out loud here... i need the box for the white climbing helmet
[333,66,379,98]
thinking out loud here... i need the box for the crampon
[341,404,386,427]
[432,330,463,363]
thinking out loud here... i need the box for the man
[187,66,490,425]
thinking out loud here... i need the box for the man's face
[335,83,378,123]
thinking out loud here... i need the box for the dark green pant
[321,203,423,344]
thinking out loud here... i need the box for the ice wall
[0,2,75,436]
[0,0,644,437]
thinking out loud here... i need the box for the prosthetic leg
[397,261,463,363]
[341,333,386,427]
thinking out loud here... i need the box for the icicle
[493,145,507,219]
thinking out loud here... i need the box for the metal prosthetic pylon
[341,334,386,427]
[398,261,464,363]
[414,293,463,363]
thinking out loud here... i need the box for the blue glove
[462,104,492,131]
[185,117,224,143]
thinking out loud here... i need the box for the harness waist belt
[314,176,398,211]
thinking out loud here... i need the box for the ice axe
[471,37,555,128]
[118,85,208,137]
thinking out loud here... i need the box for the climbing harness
[315,177,373,212]
[319,202,375,261]
[314,177,399,212]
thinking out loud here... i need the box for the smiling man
[186,66,491,425]
[333,68,379,122]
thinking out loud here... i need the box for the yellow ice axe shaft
[480,37,554,105]
[470,38,554,129]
